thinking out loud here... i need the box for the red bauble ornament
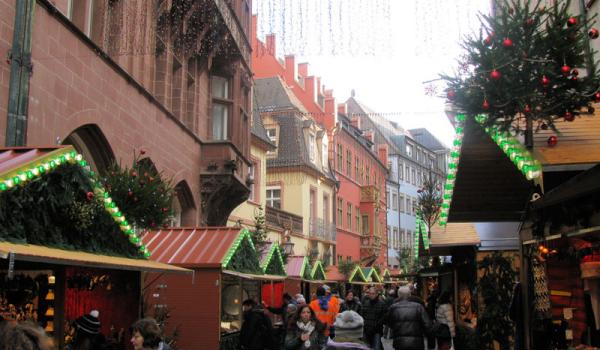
[564,111,575,122]
[595,92,600,102]
[490,70,502,80]
[542,75,550,86]
[524,105,531,114]
[547,136,558,147]
[446,90,456,99]
[484,36,493,45]
[590,28,599,39]
[561,65,571,75]
[524,18,535,26]
[572,76,578,82]
[482,99,490,109]
[162,207,169,213]
[128,190,133,197]
[140,149,146,155]
[86,191,94,201]
[572,69,579,76]
[567,17,578,27]
[131,171,137,178]
[502,38,513,48]
[541,123,549,130]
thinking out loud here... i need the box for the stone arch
[172,180,196,226]
[62,124,115,174]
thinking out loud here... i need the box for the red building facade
[252,16,388,267]
[1,0,254,226]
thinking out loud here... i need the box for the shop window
[266,186,281,209]
[211,75,231,140]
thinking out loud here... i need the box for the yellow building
[254,77,338,265]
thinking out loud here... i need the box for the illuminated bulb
[65,153,71,161]
[19,174,27,182]
[104,197,112,204]
[75,154,83,161]
[32,168,39,176]
[6,179,14,188]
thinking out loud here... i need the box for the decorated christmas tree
[443,0,600,146]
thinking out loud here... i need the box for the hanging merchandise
[532,256,551,319]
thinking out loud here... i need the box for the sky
[254,0,491,146]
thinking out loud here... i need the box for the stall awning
[286,256,310,279]
[0,241,191,274]
[223,270,287,281]
[326,266,347,282]
[142,227,248,268]
[429,222,480,255]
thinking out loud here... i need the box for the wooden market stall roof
[382,269,391,281]
[0,241,190,274]
[286,256,310,279]
[0,146,159,261]
[532,114,600,166]
[429,222,480,256]
[348,266,368,283]
[362,267,382,283]
[258,242,287,275]
[141,227,255,269]
[326,265,347,282]
[447,117,534,222]
[311,260,327,280]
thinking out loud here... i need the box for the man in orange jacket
[309,285,340,337]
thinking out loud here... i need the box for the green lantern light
[453,139,462,147]
[0,183,6,191]
[79,160,87,167]
[13,176,20,185]
[144,251,151,258]
[26,171,34,179]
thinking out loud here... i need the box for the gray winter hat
[333,311,364,339]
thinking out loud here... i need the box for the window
[387,226,391,246]
[393,227,399,249]
[309,134,316,162]
[347,256,352,262]
[310,188,316,221]
[338,255,343,264]
[411,169,416,185]
[266,128,277,142]
[337,144,343,171]
[322,136,329,168]
[337,198,343,226]
[355,157,360,181]
[323,195,330,224]
[412,199,417,215]
[392,192,398,210]
[211,76,231,140]
[248,161,257,202]
[406,143,414,157]
[405,165,410,182]
[362,215,369,235]
[398,161,403,181]
[400,195,405,213]
[346,150,352,177]
[406,197,411,215]
[266,186,281,209]
[386,191,390,208]
[355,208,361,232]
[365,164,370,184]
[417,170,422,186]
[347,203,353,230]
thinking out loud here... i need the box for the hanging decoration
[0,147,149,258]
[442,0,600,135]
[254,0,393,56]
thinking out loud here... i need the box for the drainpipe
[6,0,36,146]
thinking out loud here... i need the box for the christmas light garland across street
[0,148,151,258]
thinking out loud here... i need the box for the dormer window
[322,134,329,168]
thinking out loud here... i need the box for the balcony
[361,185,380,203]
[309,218,337,242]
[213,0,251,67]
[265,206,303,234]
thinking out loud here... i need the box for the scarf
[318,294,331,311]
[296,320,315,348]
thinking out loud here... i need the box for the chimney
[284,55,296,84]
[351,116,361,130]
[266,34,276,56]
[323,95,337,130]
[337,103,347,115]
[251,15,258,52]
[305,76,316,103]
[378,144,389,168]
[298,63,309,78]
[316,77,322,95]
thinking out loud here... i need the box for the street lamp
[282,230,295,255]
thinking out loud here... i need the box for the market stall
[284,256,312,300]
[0,146,188,349]
[141,227,287,350]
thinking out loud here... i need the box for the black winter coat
[239,308,276,350]
[339,298,362,314]
[360,297,386,337]
[384,299,433,350]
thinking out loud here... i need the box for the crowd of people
[241,284,456,350]
[0,313,172,350]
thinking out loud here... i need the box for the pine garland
[443,0,600,135]
[0,163,141,258]
[101,152,174,229]
[225,236,262,274]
